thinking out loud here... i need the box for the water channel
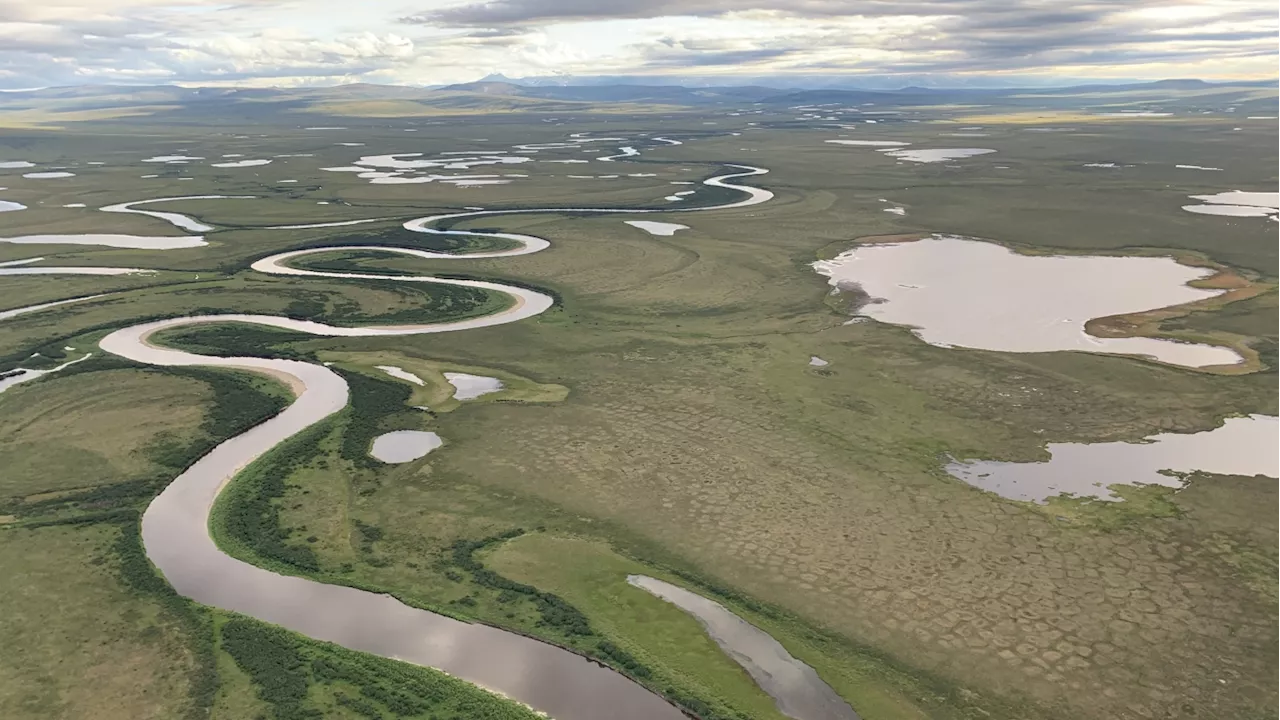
[88,162,776,720]
[628,575,860,720]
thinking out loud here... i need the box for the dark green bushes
[222,616,541,719]
[216,423,327,572]
[220,619,315,719]
[338,370,413,469]
[597,640,652,679]
[153,324,313,360]
[9,365,287,527]
[448,530,594,637]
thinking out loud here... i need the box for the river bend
[93,163,772,720]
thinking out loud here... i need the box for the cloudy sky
[0,0,1275,89]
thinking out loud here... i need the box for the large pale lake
[812,235,1241,368]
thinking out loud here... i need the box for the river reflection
[86,161,780,719]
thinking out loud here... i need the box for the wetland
[0,86,1276,720]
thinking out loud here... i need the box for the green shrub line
[449,529,594,638]
[151,323,315,360]
[338,369,415,470]
[212,421,330,572]
[115,516,221,720]
[426,272,565,310]
[282,250,566,312]
[0,307,258,373]
[203,398,474,624]
[6,362,289,720]
[209,420,738,719]
[8,512,220,720]
[218,614,542,720]
[5,365,289,521]
[446,530,754,720]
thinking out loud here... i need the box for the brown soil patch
[1085,264,1274,375]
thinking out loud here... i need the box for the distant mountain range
[473,73,1277,92]
[0,78,1274,124]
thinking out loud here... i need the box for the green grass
[321,349,568,413]
[0,522,197,720]
[0,361,284,720]
[0,107,1275,720]
[0,368,209,498]
[486,533,927,720]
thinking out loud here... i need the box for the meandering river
[91,163,773,719]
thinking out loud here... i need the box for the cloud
[412,0,1278,77]
[0,1,433,87]
[0,0,1273,88]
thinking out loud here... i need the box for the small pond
[444,372,503,400]
[369,430,442,463]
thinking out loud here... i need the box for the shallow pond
[627,575,860,720]
[370,430,442,463]
[0,233,206,249]
[624,220,688,236]
[825,139,908,147]
[947,414,1278,503]
[812,235,1241,368]
[1181,191,1278,219]
[444,372,503,400]
[376,365,425,386]
[211,159,272,168]
[881,148,995,163]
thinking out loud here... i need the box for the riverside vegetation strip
[0,97,1276,720]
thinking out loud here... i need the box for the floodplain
[0,81,1276,720]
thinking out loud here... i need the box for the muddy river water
[89,163,780,720]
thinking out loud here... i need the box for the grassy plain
[0,523,195,720]
[0,369,208,495]
[0,366,256,720]
[0,98,1275,720]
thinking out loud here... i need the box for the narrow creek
[628,575,861,720]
